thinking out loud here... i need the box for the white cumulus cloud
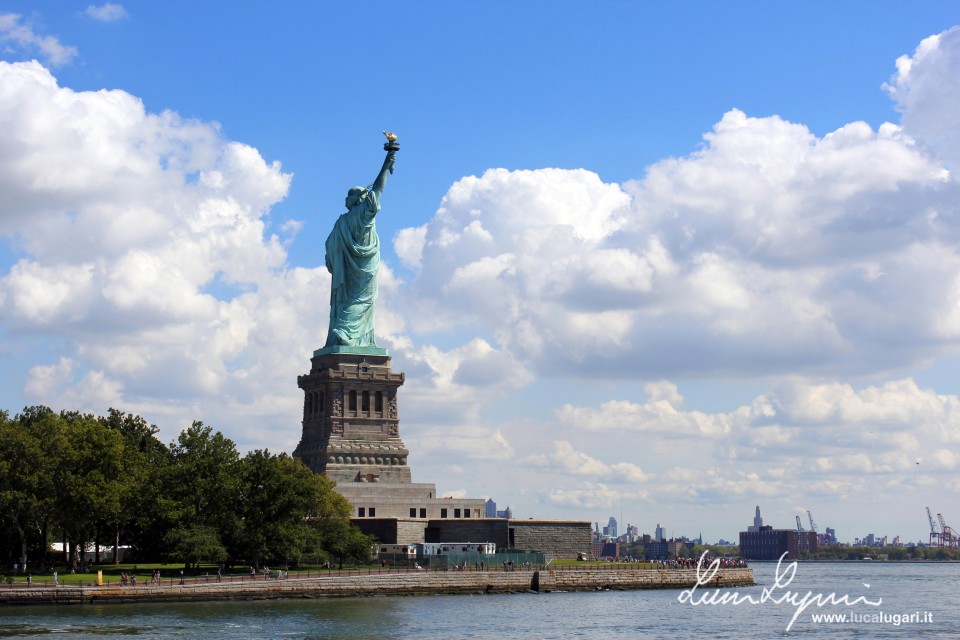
[885,26,960,170]
[0,60,327,450]
[525,440,650,483]
[393,39,958,382]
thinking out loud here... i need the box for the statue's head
[345,186,367,209]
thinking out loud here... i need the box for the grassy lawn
[1,562,392,587]
[3,564,209,587]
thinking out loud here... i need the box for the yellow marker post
[97,570,103,586]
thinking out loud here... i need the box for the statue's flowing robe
[324,188,381,347]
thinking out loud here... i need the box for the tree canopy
[0,407,370,570]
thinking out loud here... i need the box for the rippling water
[1,562,957,638]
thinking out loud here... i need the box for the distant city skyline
[0,2,959,540]
[600,503,947,547]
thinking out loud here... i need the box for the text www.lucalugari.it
[810,610,933,626]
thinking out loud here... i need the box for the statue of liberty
[320,134,398,353]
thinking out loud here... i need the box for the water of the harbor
[0,562,957,639]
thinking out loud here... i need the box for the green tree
[886,547,907,560]
[98,409,171,562]
[232,451,369,568]
[321,518,375,568]
[309,478,374,567]
[233,450,304,568]
[0,408,48,569]
[54,411,128,571]
[163,524,228,568]
[164,422,240,566]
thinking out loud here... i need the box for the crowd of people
[646,556,748,568]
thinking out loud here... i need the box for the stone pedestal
[294,349,486,527]
[293,351,411,484]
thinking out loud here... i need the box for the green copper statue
[320,134,399,353]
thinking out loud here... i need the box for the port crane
[927,507,940,546]
[795,515,804,531]
[926,507,958,548]
[937,513,957,549]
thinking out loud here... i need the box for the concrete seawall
[0,567,753,606]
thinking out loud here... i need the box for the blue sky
[1,1,960,543]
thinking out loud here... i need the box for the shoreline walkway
[0,565,754,606]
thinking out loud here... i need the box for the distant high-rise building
[602,517,618,540]
[748,506,764,532]
[485,499,497,518]
[655,523,665,543]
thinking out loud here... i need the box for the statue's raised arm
[372,148,396,197]
[372,131,398,195]
[319,134,399,354]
